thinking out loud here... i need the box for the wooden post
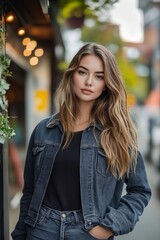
[0,144,4,240]
[0,143,9,240]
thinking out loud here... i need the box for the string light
[26,40,37,51]
[17,27,26,36]
[30,57,39,66]
[23,49,31,57]
[6,13,15,23]
[35,48,44,57]
[22,37,30,46]
[31,40,37,48]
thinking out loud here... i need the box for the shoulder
[35,112,59,129]
[31,113,60,138]
[27,113,61,145]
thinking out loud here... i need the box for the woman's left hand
[89,225,113,239]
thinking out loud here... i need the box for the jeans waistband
[40,205,83,223]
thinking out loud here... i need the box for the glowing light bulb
[35,48,44,57]
[17,27,26,36]
[26,40,37,51]
[6,13,15,22]
[30,57,38,66]
[23,49,31,57]
[22,38,30,46]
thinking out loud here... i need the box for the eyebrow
[78,66,104,74]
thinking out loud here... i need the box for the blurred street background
[0,0,160,239]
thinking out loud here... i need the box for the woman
[12,43,151,240]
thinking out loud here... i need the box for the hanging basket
[66,15,85,29]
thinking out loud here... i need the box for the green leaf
[0,78,10,94]
[0,95,8,110]
[0,21,15,143]
[0,113,15,143]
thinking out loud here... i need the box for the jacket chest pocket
[96,149,112,178]
[32,145,46,182]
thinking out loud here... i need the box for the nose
[85,74,93,86]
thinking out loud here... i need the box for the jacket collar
[46,112,61,128]
[46,112,103,131]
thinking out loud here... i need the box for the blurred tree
[117,56,148,102]
[81,22,123,47]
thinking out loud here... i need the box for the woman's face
[72,55,105,105]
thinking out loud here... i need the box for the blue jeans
[26,205,111,240]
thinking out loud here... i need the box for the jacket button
[61,213,66,219]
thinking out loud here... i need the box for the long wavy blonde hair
[55,43,138,178]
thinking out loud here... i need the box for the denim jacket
[11,113,151,240]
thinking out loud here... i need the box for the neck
[74,102,93,132]
[78,100,94,115]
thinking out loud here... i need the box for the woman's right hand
[89,225,113,239]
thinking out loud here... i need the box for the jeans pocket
[81,227,108,240]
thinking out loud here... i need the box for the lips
[81,89,93,95]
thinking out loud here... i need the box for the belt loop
[46,208,51,219]
[73,211,79,223]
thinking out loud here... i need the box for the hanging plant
[0,22,15,144]
[57,0,119,28]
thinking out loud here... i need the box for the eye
[96,75,104,80]
[78,70,86,75]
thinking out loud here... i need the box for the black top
[43,131,83,211]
